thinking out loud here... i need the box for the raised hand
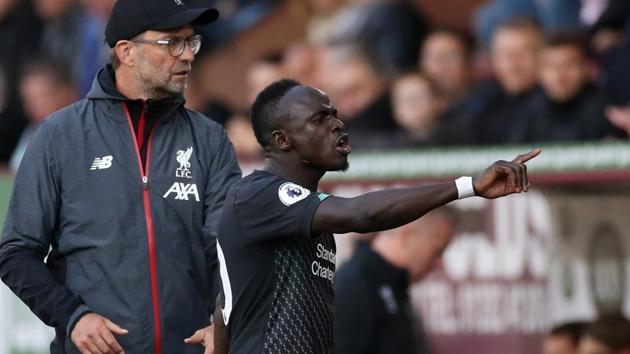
[71,313,128,354]
[473,148,542,199]
[185,325,215,354]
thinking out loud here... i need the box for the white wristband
[455,176,475,199]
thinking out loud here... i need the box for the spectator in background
[578,314,630,354]
[34,0,84,82]
[334,210,455,354]
[389,72,446,147]
[432,18,541,146]
[76,0,115,96]
[474,0,580,48]
[519,31,623,142]
[472,18,542,144]
[246,56,284,105]
[543,321,587,354]
[10,59,77,172]
[225,113,263,164]
[282,43,319,86]
[420,30,472,104]
[596,17,630,106]
[321,0,429,74]
[0,0,41,164]
[317,42,397,148]
[221,56,284,164]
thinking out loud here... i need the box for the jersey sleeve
[234,179,330,244]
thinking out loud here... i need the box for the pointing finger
[511,148,542,164]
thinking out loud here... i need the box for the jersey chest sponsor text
[311,242,336,282]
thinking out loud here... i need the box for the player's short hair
[583,313,630,351]
[548,321,587,345]
[543,30,591,58]
[250,79,302,150]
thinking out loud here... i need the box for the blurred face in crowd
[130,25,196,99]
[399,214,453,282]
[420,32,469,99]
[283,44,318,86]
[391,74,444,134]
[80,0,115,18]
[0,0,16,19]
[578,335,618,354]
[539,45,590,102]
[20,70,75,123]
[544,334,580,354]
[491,26,541,95]
[247,61,284,104]
[34,0,75,19]
[318,49,384,120]
[225,114,262,160]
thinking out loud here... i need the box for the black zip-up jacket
[0,66,242,354]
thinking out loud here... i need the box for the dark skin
[214,85,541,352]
[264,85,540,233]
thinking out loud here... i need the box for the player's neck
[263,159,324,191]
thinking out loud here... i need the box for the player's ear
[115,40,136,67]
[270,130,291,151]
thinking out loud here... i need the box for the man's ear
[115,40,136,67]
[270,130,291,151]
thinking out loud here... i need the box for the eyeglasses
[130,34,202,57]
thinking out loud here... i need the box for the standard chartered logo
[312,243,336,282]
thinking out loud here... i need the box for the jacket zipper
[122,102,162,354]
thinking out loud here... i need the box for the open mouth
[335,134,352,155]
[173,70,190,77]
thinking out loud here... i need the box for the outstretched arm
[312,149,541,234]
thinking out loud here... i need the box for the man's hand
[473,148,542,199]
[185,325,215,354]
[71,313,128,354]
[606,106,630,134]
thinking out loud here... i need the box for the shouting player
[212,79,541,353]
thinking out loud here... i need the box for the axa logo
[163,182,200,202]
[90,155,113,170]
[174,0,184,5]
[176,147,193,178]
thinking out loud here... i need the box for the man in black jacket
[0,1,241,353]
[335,211,455,354]
[519,31,623,142]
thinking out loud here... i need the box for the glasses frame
[130,34,202,57]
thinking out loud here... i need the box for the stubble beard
[135,60,186,100]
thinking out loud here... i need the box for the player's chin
[328,157,349,172]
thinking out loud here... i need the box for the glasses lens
[189,35,202,55]
[169,37,186,56]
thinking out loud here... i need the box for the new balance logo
[90,156,113,170]
[163,182,200,202]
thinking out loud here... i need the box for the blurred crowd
[3,0,630,169]
[543,314,630,354]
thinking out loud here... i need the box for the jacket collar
[86,65,186,123]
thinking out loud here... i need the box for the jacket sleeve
[0,121,88,333]
[202,128,242,312]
